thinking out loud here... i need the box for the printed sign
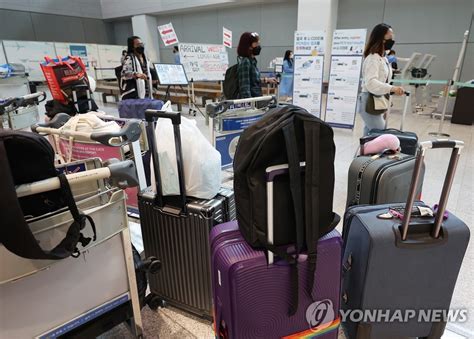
[292,55,324,117]
[223,27,232,48]
[221,113,264,132]
[154,63,188,85]
[325,56,363,128]
[178,43,229,81]
[158,23,179,46]
[215,131,242,168]
[331,29,367,56]
[294,31,326,56]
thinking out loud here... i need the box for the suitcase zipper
[369,156,414,203]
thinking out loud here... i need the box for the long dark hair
[237,32,259,58]
[364,24,391,58]
[284,50,293,66]
[127,36,141,54]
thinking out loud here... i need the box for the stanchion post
[429,80,452,137]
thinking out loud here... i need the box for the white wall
[154,1,298,71]
[0,0,103,19]
[337,0,473,88]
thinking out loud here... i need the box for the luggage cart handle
[206,95,276,117]
[401,139,464,240]
[31,114,142,146]
[15,159,139,198]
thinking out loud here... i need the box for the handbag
[365,57,391,115]
[366,93,390,115]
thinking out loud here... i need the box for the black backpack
[223,63,240,99]
[233,104,340,314]
[0,130,96,260]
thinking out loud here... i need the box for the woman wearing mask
[173,46,180,64]
[279,50,294,101]
[359,24,404,136]
[120,36,157,100]
[237,32,277,98]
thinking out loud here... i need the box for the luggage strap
[0,139,96,260]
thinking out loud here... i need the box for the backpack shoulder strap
[0,138,96,260]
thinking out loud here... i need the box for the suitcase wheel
[138,256,162,274]
[146,294,167,310]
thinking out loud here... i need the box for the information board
[331,29,367,56]
[294,31,326,56]
[292,55,324,117]
[325,56,363,128]
[178,43,228,81]
[325,29,367,129]
[154,63,188,85]
[2,40,56,81]
[54,43,100,75]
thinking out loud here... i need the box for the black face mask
[252,45,261,56]
[384,39,395,50]
[135,45,145,54]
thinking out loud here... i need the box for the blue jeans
[358,92,386,136]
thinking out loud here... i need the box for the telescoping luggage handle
[401,139,464,240]
[31,113,142,147]
[384,91,410,131]
[144,110,187,213]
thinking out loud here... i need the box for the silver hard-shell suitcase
[138,109,235,318]
[342,140,470,339]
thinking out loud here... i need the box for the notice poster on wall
[294,30,326,56]
[54,43,99,74]
[158,23,179,46]
[179,43,228,81]
[325,56,363,128]
[331,29,367,56]
[223,27,232,48]
[2,40,56,81]
[292,55,324,117]
[97,44,126,79]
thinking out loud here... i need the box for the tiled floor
[40,91,471,338]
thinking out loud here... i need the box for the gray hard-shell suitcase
[138,109,235,318]
[346,152,425,207]
[342,140,470,339]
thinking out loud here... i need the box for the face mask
[135,45,145,54]
[384,39,395,50]
[252,45,261,56]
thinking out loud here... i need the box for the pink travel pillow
[361,134,400,155]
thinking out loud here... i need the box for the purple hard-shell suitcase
[210,163,342,339]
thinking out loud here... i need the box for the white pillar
[297,0,338,80]
[131,15,160,62]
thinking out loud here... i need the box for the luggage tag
[388,206,434,220]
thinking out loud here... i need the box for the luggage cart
[32,113,148,218]
[206,96,276,182]
[0,159,146,338]
[0,91,46,130]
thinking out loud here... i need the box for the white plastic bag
[150,115,221,200]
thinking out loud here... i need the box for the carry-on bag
[361,92,419,155]
[341,139,470,339]
[118,98,164,120]
[210,162,342,339]
[138,109,235,317]
[346,150,425,207]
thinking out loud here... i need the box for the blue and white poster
[325,29,367,129]
[215,131,241,169]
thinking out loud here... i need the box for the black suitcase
[346,151,424,207]
[138,109,235,318]
[360,93,419,156]
[342,140,470,339]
